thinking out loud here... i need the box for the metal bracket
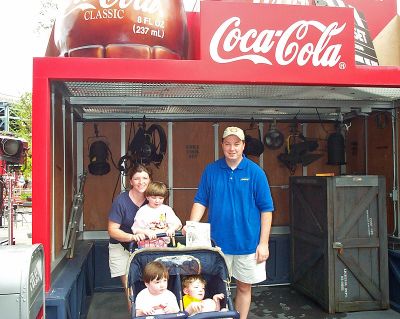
[332,242,343,249]
[314,0,328,6]
[390,188,398,202]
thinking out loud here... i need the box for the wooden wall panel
[79,120,374,232]
[345,112,395,235]
[172,122,214,222]
[367,112,393,173]
[83,122,121,230]
[172,190,209,224]
[346,117,366,174]
[270,187,289,226]
[53,93,64,257]
[366,112,394,234]
[264,122,296,226]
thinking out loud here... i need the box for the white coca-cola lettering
[64,0,162,18]
[275,21,344,66]
[210,17,345,67]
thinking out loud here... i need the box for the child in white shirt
[132,181,182,248]
[135,261,180,316]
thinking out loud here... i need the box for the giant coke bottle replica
[54,0,188,59]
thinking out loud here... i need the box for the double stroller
[127,234,240,319]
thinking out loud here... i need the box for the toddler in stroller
[127,238,240,319]
[135,261,180,316]
[182,274,225,315]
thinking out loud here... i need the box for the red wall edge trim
[32,71,52,291]
[34,57,400,87]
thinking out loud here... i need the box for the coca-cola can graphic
[54,0,188,59]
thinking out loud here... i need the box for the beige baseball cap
[222,126,245,141]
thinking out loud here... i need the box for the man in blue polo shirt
[189,126,274,319]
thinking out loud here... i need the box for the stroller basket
[127,246,240,319]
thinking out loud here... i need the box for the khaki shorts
[224,253,266,284]
[109,243,130,278]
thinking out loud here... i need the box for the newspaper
[185,221,212,247]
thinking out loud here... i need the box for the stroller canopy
[127,247,230,287]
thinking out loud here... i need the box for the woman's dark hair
[128,163,152,180]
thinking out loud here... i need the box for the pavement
[87,286,400,319]
[0,209,32,245]
[1,212,398,319]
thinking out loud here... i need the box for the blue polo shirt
[194,156,274,255]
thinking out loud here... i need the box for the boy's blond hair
[145,181,169,198]
[182,275,206,290]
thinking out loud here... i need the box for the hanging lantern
[327,132,345,165]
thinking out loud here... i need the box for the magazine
[185,221,212,247]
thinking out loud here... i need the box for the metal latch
[390,189,398,201]
[333,242,343,249]
[333,242,344,254]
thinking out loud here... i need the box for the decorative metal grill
[57,81,399,121]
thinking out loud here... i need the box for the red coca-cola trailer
[32,1,400,318]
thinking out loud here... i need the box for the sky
[0,0,199,99]
[0,1,49,98]
[0,0,398,99]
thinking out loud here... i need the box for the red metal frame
[32,57,400,291]
[32,2,400,291]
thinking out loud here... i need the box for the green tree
[9,93,32,178]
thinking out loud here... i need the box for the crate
[290,176,389,313]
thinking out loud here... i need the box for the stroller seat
[127,246,240,319]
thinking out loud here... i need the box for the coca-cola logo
[210,17,346,68]
[63,0,163,20]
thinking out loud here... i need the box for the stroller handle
[134,311,189,319]
[128,231,217,252]
[128,230,184,252]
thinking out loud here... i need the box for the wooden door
[290,177,332,312]
[332,176,389,312]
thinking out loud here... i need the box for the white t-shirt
[135,288,180,315]
[132,204,182,248]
